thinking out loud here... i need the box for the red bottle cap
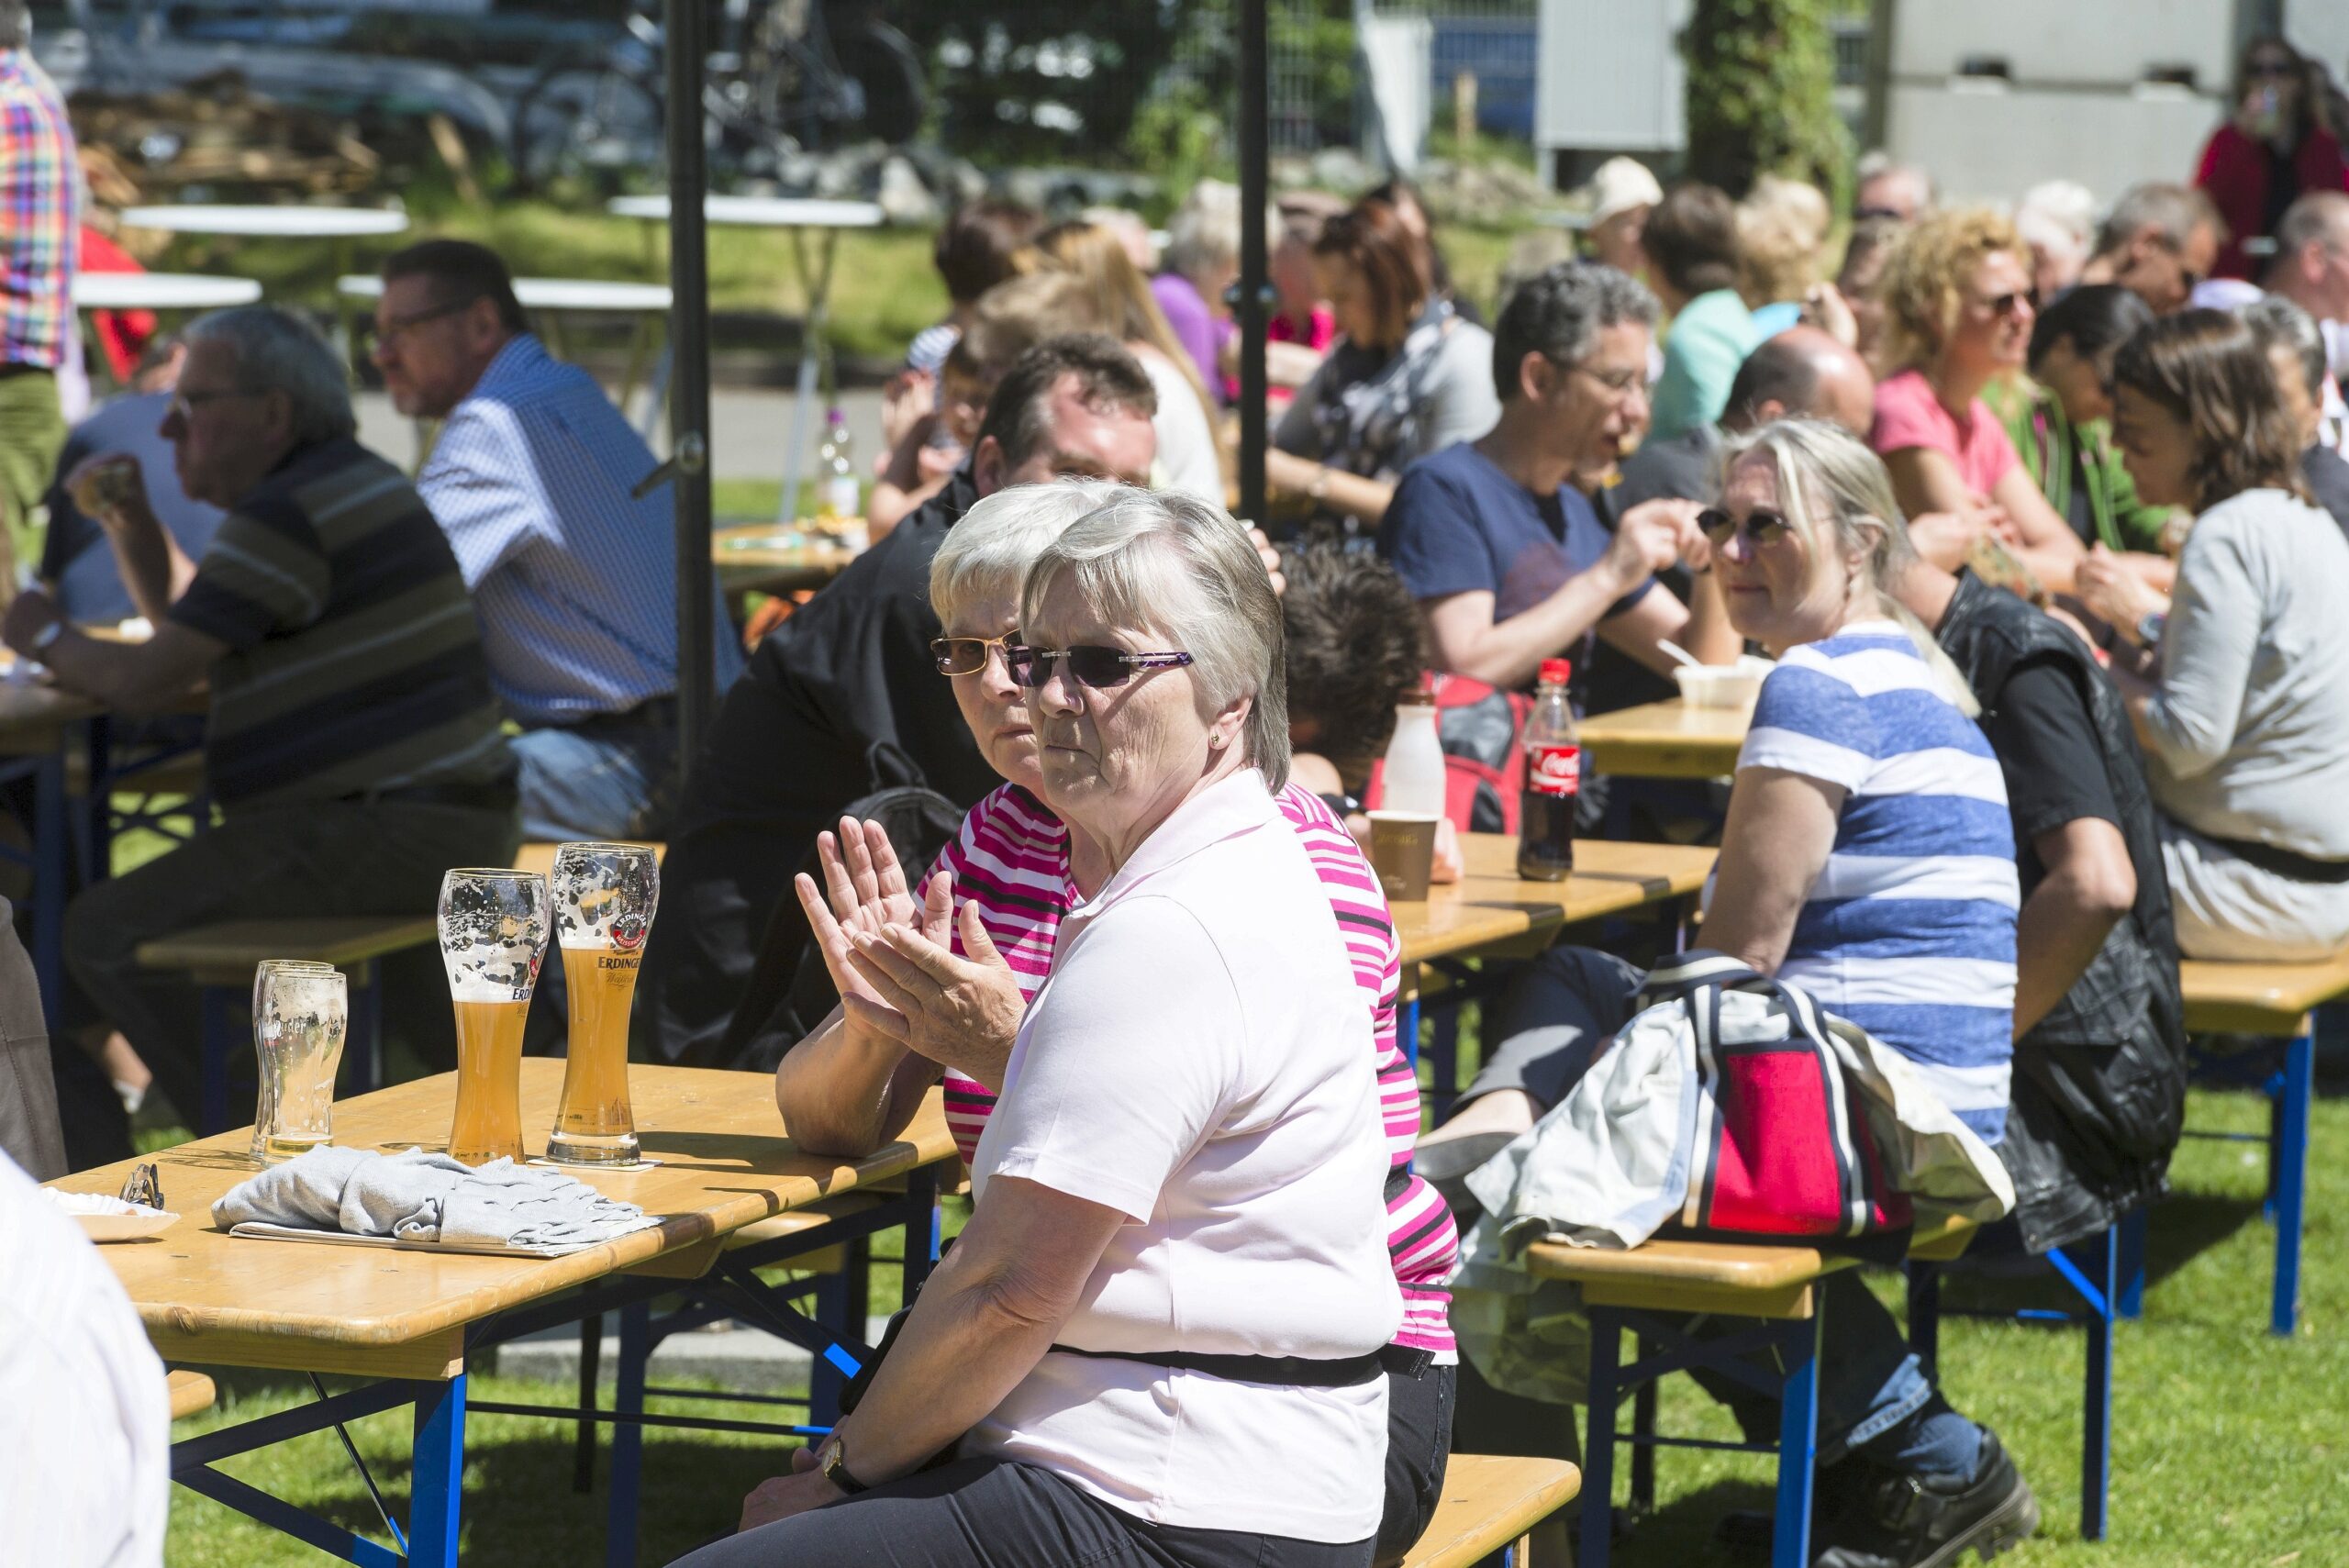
[1538,658,1572,686]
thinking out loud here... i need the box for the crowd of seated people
[29,91,2349,1568]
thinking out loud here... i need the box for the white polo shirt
[965,768,1402,1543]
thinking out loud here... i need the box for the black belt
[0,362,50,381]
[1047,1343,1408,1387]
[550,695,675,733]
[2200,830,2349,885]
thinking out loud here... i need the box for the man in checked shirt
[0,1,78,604]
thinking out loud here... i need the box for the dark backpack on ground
[713,743,965,1074]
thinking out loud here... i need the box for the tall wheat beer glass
[547,841,659,1166]
[250,962,347,1161]
[438,868,551,1165]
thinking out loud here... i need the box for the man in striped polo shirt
[2,306,517,1144]
[372,239,742,840]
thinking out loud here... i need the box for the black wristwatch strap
[821,1438,871,1496]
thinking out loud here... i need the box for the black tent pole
[1237,0,1269,523]
[667,0,717,773]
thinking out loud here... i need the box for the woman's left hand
[739,1449,841,1532]
[844,871,1028,1089]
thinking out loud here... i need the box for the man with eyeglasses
[0,306,516,1148]
[371,239,741,842]
[638,335,1158,1067]
[2076,183,2224,317]
[2197,193,2349,458]
[1374,261,1737,709]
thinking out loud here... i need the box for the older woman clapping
[689,493,1404,1568]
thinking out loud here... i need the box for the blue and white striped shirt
[1739,622,2019,1143]
[419,334,744,728]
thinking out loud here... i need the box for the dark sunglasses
[2248,60,2299,80]
[1006,644,1194,690]
[1983,290,2036,319]
[930,634,1016,676]
[1698,506,1795,549]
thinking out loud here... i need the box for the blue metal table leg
[2080,1229,2115,1540]
[406,1374,468,1568]
[1771,1316,1822,1568]
[1579,1311,1620,1568]
[809,1251,854,1426]
[606,1299,651,1568]
[1907,1260,1942,1383]
[1630,1331,1656,1517]
[200,984,231,1135]
[2272,1031,2312,1336]
[30,749,67,1029]
[574,1311,604,1492]
[2116,1206,2148,1320]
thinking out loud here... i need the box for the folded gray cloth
[213,1147,661,1249]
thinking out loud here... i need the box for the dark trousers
[667,1457,1375,1568]
[62,797,518,1131]
[1376,1362,1456,1565]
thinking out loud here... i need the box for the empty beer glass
[251,962,348,1161]
[546,842,659,1166]
[438,868,551,1165]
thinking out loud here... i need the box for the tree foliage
[1682,0,1850,198]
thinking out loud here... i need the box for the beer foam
[447,973,530,1004]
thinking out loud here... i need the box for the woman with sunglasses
[2195,37,2349,285]
[741,484,1453,1568]
[1870,207,2086,595]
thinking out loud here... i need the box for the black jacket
[1937,571,2188,1252]
[642,469,1002,1062]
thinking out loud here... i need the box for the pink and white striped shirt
[934,779,1457,1358]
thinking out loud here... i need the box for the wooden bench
[1526,1211,1978,1568]
[2134,953,2349,1337]
[1400,1454,1580,1568]
[167,1369,216,1421]
[136,915,438,1133]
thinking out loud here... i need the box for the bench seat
[168,1369,216,1421]
[1401,1454,1580,1568]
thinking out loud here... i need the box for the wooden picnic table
[50,1063,953,1565]
[1395,834,1717,967]
[1576,698,1751,779]
[714,523,863,598]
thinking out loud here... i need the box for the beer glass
[546,842,659,1166]
[251,962,348,1161]
[438,868,551,1165]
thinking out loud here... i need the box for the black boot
[1811,1432,2040,1568]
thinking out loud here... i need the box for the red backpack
[1363,673,1532,835]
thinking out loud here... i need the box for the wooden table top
[0,679,102,754]
[1395,836,1717,967]
[48,1062,952,1379]
[1522,1208,1977,1320]
[2179,951,2349,1035]
[714,525,863,594]
[1576,699,1751,780]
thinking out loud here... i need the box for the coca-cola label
[1527,743,1581,797]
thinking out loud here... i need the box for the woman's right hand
[794,817,931,1017]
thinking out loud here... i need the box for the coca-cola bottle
[1517,658,1579,881]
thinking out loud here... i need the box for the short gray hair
[2241,294,2328,401]
[1163,180,1245,287]
[929,479,1128,629]
[1489,261,1659,403]
[2093,183,2221,260]
[1020,490,1289,792]
[184,306,356,446]
[2275,191,2349,262]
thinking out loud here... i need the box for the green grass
[140,201,948,366]
[152,1078,2346,1564]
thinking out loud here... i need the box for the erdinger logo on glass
[1528,743,1581,797]
[609,910,650,953]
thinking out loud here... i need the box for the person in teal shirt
[1642,183,1762,441]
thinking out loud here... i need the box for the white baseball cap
[1578,157,1664,228]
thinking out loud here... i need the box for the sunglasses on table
[1005,645,1195,690]
[1698,506,1795,549]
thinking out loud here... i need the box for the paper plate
[48,1190,179,1241]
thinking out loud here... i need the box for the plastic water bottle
[1517,659,1579,880]
[1383,677,1448,818]
[817,406,861,522]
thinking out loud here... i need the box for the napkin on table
[212,1146,660,1249]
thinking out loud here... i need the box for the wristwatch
[29,618,64,653]
[818,1434,870,1496]
[2135,609,2167,648]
